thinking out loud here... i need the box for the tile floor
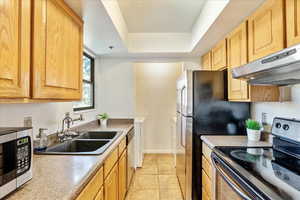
[125,154,183,200]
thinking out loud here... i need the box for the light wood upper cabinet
[248,0,285,62]
[105,163,119,200]
[32,0,83,100]
[119,149,127,200]
[286,0,300,47]
[201,52,212,71]
[227,22,280,102]
[0,0,31,98]
[211,39,227,71]
[227,22,249,101]
[95,187,104,200]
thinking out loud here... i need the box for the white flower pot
[100,119,108,127]
[247,128,261,142]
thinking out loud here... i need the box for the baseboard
[143,149,174,154]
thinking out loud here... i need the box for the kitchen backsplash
[0,102,98,138]
[252,85,300,127]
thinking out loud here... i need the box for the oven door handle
[211,152,252,200]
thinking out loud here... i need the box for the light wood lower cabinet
[76,167,104,200]
[202,142,213,200]
[119,149,127,200]
[105,163,119,200]
[77,138,128,200]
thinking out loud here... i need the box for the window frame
[73,52,95,112]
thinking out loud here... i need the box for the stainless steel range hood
[232,44,300,86]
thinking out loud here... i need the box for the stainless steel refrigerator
[176,70,250,200]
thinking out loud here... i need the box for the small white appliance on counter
[0,127,33,199]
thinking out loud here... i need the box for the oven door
[211,152,263,200]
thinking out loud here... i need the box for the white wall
[252,85,300,125]
[0,103,98,138]
[96,58,135,118]
[134,62,182,153]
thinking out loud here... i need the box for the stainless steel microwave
[0,127,33,199]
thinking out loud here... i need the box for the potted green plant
[246,119,262,142]
[97,113,109,127]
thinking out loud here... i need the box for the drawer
[118,137,126,156]
[202,187,210,200]
[202,142,212,161]
[76,167,104,200]
[202,170,212,199]
[104,148,119,178]
[202,156,212,179]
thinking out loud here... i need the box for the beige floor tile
[159,188,183,200]
[126,189,160,200]
[158,175,180,189]
[158,163,176,175]
[131,175,159,189]
[157,154,174,165]
[143,154,158,165]
[136,164,158,175]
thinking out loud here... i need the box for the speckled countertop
[7,119,134,200]
[201,135,272,149]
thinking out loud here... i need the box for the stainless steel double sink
[36,131,121,155]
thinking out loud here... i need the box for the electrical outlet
[262,112,267,125]
[24,117,32,127]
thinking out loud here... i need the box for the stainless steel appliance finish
[0,127,33,199]
[127,128,135,189]
[212,117,300,200]
[176,70,250,200]
[232,44,300,86]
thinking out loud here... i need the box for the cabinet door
[211,40,227,71]
[227,22,249,101]
[286,0,300,47]
[105,164,119,200]
[0,0,30,98]
[95,187,104,200]
[119,149,127,200]
[248,0,284,62]
[202,52,212,70]
[32,0,83,100]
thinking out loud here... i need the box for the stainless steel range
[212,118,300,200]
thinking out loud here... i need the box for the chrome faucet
[57,112,84,142]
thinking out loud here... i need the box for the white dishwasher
[127,128,135,189]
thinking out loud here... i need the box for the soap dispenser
[35,128,48,151]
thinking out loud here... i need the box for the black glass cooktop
[216,146,300,200]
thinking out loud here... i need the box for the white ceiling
[117,0,206,33]
[65,0,265,57]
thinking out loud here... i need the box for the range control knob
[275,123,281,129]
[283,124,290,131]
